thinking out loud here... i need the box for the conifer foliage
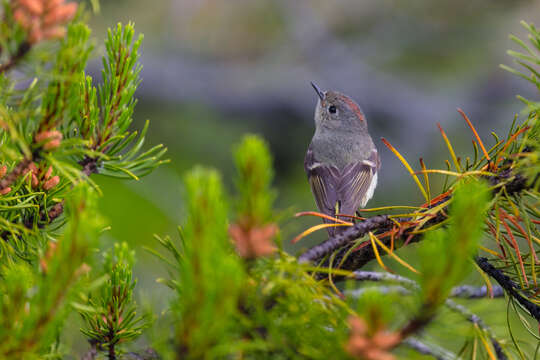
[0,1,538,359]
[0,0,165,358]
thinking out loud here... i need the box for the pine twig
[475,257,540,322]
[0,41,30,74]
[298,215,391,263]
[81,342,98,360]
[351,270,508,359]
[450,285,504,299]
[402,338,454,360]
[0,158,32,191]
[445,299,508,360]
[300,168,530,271]
[351,271,504,299]
[80,157,99,176]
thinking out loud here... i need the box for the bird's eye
[328,105,337,114]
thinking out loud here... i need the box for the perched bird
[305,83,380,236]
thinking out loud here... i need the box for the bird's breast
[311,132,374,169]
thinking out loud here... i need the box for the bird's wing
[304,145,340,217]
[337,150,379,216]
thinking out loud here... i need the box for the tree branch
[350,270,508,359]
[350,271,504,299]
[450,285,504,299]
[298,215,392,263]
[445,298,508,360]
[0,158,32,192]
[402,338,455,360]
[475,257,540,323]
[0,41,30,74]
[299,170,530,271]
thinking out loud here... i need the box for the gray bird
[305,83,380,235]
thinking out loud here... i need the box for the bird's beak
[310,82,325,101]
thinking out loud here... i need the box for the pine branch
[81,342,98,360]
[0,158,32,191]
[445,298,508,360]
[79,157,100,176]
[402,338,454,360]
[298,215,392,263]
[0,41,30,74]
[351,270,508,359]
[449,285,504,299]
[475,257,540,322]
[351,272,504,299]
[299,168,531,269]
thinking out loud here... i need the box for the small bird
[305,83,380,236]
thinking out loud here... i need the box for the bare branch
[450,285,504,299]
[0,42,30,74]
[476,257,540,323]
[403,338,455,360]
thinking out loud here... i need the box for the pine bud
[18,0,44,15]
[35,130,62,150]
[229,222,277,259]
[44,165,53,180]
[43,175,60,190]
[42,26,66,41]
[43,2,77,26]
[31,173,39,188]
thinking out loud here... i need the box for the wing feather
[305,145,379,235]
[305,145,339,216]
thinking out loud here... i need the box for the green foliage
[0,3,165,358]
[502,21,540,123]
[233,134,276,225]
[502,21,540,189]
[0,184,102,359]
[171,167,245,358]
[77,22,167,179]
[242,258,351,359]
[155,140,352,359]
[41,23,93,134]
[80,242,149,358]
[419,180,489,307]
[353,288,398,334]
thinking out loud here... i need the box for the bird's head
[311,82,367,133]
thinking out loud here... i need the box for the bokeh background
[68,0,540,352]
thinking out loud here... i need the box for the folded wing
[305,146,379,235]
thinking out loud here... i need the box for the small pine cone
[44,165,53,180]
[364,348,395,360]
[35,130,62,150]
[46,0,65,10]
[27,161,38,174]
[372,331,401,349]
[18,0,44,15]
[31,173,39,188]
[43,138,61,150]
[229,222,277,259]
[43,175,60,191]
[39,258,48,273]
[13,8,32,28]
[0,165,7,178]
[349,316,368,335]
[0,187,11,195]
[28,27,43,44]
[43,2,77,27]
[42,26,66,41]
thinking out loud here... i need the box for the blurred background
[70,0,540,350]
